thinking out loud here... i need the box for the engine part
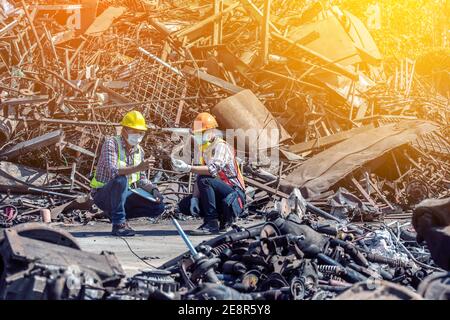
[0,224,124,300]
[363,252,408,268]
[222,261,247,276]
[127,270,179,299]
[186,283,253,300]
[417,272,450,300]
[335,280,423,300]
[172,219,220,284]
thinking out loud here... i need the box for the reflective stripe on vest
[90,136,142,189]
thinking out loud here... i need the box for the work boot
[112,223,136,237]
[219,221,234,234]
[124,221,135,232]
[188,219,220,236]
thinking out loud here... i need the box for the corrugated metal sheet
[283,120,439,196]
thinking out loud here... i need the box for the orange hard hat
[192,112,218,133]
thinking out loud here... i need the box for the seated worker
[172,112,246,235]
[90,110,165,236]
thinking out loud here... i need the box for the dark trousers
[178,175,244,224]
[92,175,165,225]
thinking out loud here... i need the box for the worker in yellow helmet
[172,112,246,235]
[91,111,165,236]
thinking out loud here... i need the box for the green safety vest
[90,136,142,189]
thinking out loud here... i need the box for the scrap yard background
[0,0,449,300]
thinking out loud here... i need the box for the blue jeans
[178,175,245,223]
[92,175,165,225]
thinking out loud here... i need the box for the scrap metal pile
[0,0,449,226]
[1,201,448,300]
[0,0,449,300]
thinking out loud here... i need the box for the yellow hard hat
[192,112,218,133]
[120,110,147,131]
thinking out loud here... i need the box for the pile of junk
[1,193,449,300]
[0,0,449,300]
[0,0,448,226]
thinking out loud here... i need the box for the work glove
[171,158,192,173]
[190,197,200,217]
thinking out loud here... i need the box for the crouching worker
[91,111,165,236]
[172,112,246,235]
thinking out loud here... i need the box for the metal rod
[21,0,46,68]
[13,117,120,127]
[172,218,198,256]
[306,203,341,222]
[261,0,271,65]
[91,97,221,112]
[139,47,183,76]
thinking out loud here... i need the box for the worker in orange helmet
[172,112,246,235]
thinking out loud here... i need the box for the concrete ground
[60,218,261,277]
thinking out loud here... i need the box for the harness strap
[200,137,245,192]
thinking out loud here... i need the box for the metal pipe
[306,203,341,222]
[138,47,183,76]
[172,218,198,256]
[91,97,220,112]
[27,187,79,199]
[21,0,46,67]
[306,203,363,234]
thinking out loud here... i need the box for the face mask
[194,130,214,146]
[126,133,144,146]
[194,135,205,145]
[204,130,214,142]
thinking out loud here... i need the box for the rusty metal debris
[0,211,443,300]
[0,0,448,300]
[0,223,125,299]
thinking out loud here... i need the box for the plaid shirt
[92,136,149,193]
[200,138,244,191]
